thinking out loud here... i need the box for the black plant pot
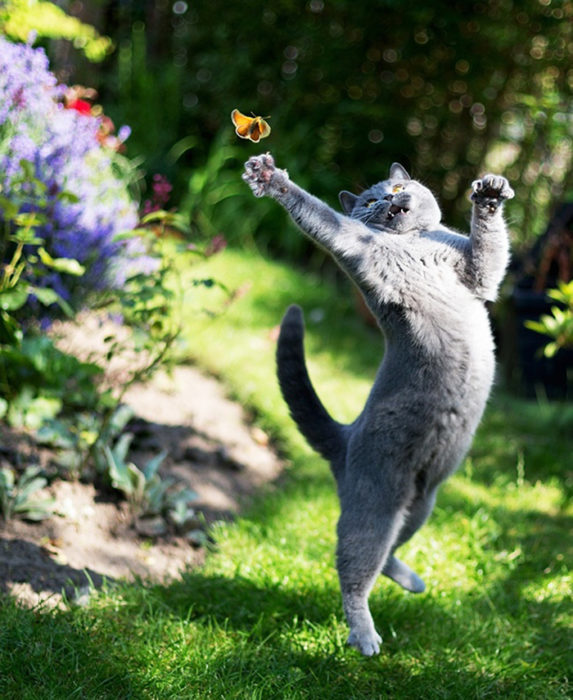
[511,286,573,400]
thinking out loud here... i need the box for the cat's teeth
[388,204,409,218]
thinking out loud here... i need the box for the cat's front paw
[470,174,514,212]
[242,153,288,198]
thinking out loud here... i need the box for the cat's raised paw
[242,153,281,198]
[470,174,514,211]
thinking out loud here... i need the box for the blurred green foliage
[0,0,112,61]
[55,0,570,259]
[525,280,573,357]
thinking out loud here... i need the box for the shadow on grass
[126,556,569,698]
[0,594,148,699]
[438,483,572,601]
[469,391,573,494]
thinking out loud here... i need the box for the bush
[0,36,153,316]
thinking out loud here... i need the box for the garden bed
[0,364,283,608]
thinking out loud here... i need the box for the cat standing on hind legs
[242,153,514,656]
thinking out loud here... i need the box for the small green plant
[0,465,55,522]
[525,280,573,357]
[0,207,84,345]
[1,336,107,432]
[104,433,198,530]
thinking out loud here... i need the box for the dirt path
[0,365,283,608]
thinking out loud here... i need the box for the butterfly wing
[231,109,255,138]
[249,117,271,142]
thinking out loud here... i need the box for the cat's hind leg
[381,487,438,593]
[382,556,425,593]
[336,504,408,656]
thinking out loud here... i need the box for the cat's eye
[392,184,404,194]
[365,199,377,208]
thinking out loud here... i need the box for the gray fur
[242,153,513,656]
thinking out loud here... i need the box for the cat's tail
[276,305,347,464]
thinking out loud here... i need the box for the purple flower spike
[0,37,154,319]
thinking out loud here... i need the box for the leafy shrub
[0,32,225,511]
[0,35,176,449]
[0,334,107,429]
[0,189,110,433]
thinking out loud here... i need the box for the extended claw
[471,174,514,202]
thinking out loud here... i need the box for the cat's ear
[339,190,359,214]
[389,163,411,181]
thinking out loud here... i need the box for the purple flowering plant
[0,36,225,446]
[0,36,169,434]
[0,36,154,319]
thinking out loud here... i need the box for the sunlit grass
[0,246,570,698]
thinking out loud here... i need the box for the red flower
[67,98,92,115]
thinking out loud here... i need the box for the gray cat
[242,153,513,656]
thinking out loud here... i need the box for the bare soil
[0,363,283,609]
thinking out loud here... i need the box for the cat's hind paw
[470,174,514,211]
[347,627,382,657]
[242,152,286,198]
[382,555,426,594]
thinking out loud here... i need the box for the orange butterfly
[231,109,271,142]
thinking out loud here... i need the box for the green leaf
[15,477,48,504]
[57,191,80,204]
[22,396,62,430]
[112,433,134,467]
[30,287,59,306]
[0,287,29,311]
[14,212,44,229]
[105,445,131,492]
[107,404,135,438]
[0,310,21,345]
[0,196,19,220]
[143,450,168,481]
[17,502,56,521]
[38,248,85,276]
[28,285,74,317]
[127,463,146,504]
[36,420,77,449]
[0,467,15,491]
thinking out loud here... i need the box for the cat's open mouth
[387,204,409,219]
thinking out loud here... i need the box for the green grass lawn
[1,248,571,698]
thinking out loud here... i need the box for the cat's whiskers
[357,201,388,226]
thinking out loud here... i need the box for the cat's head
[338,163,442,234]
